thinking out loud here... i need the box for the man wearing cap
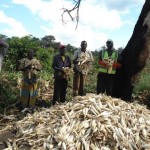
[0,39,9,72]
[73,41,93,96]
[97,39,121,96]
[52,45,71,105]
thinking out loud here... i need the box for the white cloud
[11,0,124,50]
[41,21,107,50]
[12,0,42,14]
[79,3,123,30]
[10,0,144,50]
[12,0,73,22]
[12,0,123,29]
[2,4,11,8]
[0,11,28,37]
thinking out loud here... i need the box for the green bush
[0,72,20,112]
[134,73,150,94]
[134,61,150,94]
[36,48,54,73]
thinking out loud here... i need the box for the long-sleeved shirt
[73,48,93,74]
[52,54,71,79]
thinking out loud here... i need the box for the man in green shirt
[97,39,121,96]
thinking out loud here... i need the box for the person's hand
[59,68,64,73]
[73,60,79,65]
[25,65,31,70]
[78,70,83,75]
[106,63,112,69]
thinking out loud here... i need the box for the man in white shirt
[73,41,93,96]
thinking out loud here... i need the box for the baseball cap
[106,39,113,44]
[60,45,66,49]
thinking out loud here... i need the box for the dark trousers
[97,72,114,96]
[73,72,86,96]
[52,79,68,105]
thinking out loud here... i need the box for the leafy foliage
[134,60,150,93]
[1,34,79,72]
[0,72,20,110]
[1,33,150,111]
[36,47,54,73]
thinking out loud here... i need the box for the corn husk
[4,94,150,149]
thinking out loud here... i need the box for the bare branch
[61,0,81,29]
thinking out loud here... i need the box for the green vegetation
[0,72,20,113]
[134,60,150,94]
[0,34,150,113]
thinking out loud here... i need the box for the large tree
[113,0,150,100]
[64,0,150,101]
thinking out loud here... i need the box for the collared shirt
[73,48,93,63]
[73,48,93,74]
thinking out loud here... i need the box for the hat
[60,45,65,49]
[0,39,5,45]
[106,39,113,44]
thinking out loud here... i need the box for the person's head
[0,40,3,47]
[106,39,113,50]
[0,39,5,48]
[81,41,87,52]
[27,49,34,60]
[59,45,66,56]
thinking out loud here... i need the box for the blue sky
[0,0,144,51]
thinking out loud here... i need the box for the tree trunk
[113,0,150,101]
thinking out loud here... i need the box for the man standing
[52,45,71,105]
[73,41,93,96]
[0,39,9,72]
[97,39,121,96]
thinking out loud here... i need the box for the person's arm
[68,57,72,68]
[89,51,94,62]
[112,51,122,68]
[98,51,107,67]
[112,62,122,68]
[52,56,58,70]
[35,59,42,71]
[98,60,107,66]
[52,56,63,72]
[19,58,31,71]
[0,40,9,56]
[73,51,78,64]
[19,65,26,71]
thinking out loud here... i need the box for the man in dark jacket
[52,45,71,105]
